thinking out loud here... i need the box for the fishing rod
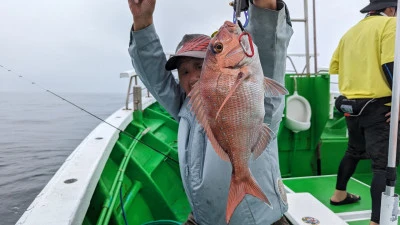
[0,64,179,164]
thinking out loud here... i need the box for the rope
[120,186,129,225]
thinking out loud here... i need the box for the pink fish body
[189,21,288,223]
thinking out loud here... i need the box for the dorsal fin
[264,77,288,97]
[188,82,230,162]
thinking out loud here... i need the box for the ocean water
[0,91,125,225]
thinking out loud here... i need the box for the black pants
[335,101,399,223]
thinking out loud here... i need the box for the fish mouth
[224,21,236,27]
[217,25,243,58]
[222,21,240,34]
[214,22,241,43]
[215,27,233,44]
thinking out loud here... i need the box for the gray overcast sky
[0,0,368,93]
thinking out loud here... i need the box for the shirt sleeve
[246,0,293,85]
[246,1,293,131]
[381,18,396,65]
[329,45,340,75]
[128,24,185,120]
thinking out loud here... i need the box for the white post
[380,1,400,224]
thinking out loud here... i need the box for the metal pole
[380,1,400,224]
[134,85,142,111]
[291,19,306,22]
[386,0,400,188]
[125,76,134,110]
[304,0,311,75]
[312,0,318,74]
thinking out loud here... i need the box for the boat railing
[286,53,319,75]
[120,70,150,111]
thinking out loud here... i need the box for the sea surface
[0,91,125,225]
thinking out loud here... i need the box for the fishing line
[0,64,179,164]
[120,186,129,225]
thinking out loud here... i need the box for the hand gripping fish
[188,21,288,223]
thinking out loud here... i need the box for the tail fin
[225,174,271,223]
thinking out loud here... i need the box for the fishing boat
[15,0,400,224]
[15,72,400,225]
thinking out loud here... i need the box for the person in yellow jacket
[329,0,399,224]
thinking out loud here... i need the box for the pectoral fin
[252,124,274,160]
[264,77,288,97]
[215,72,249,120]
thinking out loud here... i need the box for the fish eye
[213,42,223,54]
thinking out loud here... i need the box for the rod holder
[133,85,142,111]
[125,76,135,110]
[380,192,399,225]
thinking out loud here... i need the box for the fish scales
[188,21,288,223]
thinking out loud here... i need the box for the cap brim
[360,2,397,13]
[165,51,207,71]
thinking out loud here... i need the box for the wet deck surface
[283,175,400,224]
[284,175,371,213]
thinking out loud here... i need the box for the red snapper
[188,21,288,223]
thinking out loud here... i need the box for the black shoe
[330,192,361,206]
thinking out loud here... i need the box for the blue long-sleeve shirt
[129,2,293,224]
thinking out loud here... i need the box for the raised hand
[128,0,156,30]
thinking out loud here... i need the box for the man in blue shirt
[128,0,293,224]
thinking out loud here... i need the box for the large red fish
[188,21,288,223]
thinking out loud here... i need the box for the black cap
[360,0,397,13]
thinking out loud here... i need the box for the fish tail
[226,174,271,223]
